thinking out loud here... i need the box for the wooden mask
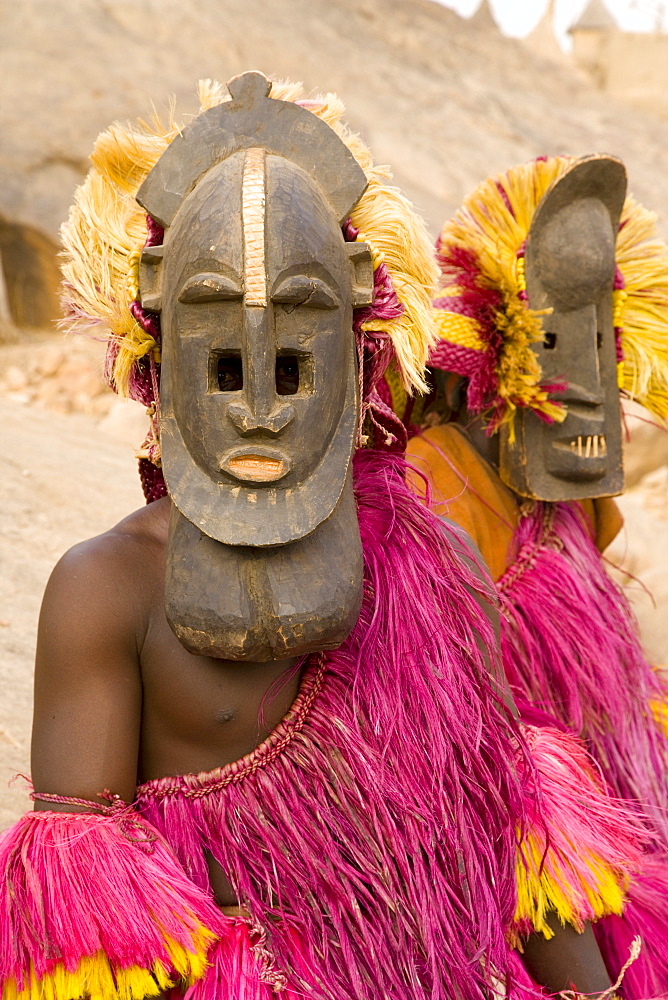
[499,155,627,501]
[136,72,374,660]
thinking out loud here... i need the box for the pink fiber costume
[402,155,668,997]
[0,85,646,1000]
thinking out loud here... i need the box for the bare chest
[137,596,301,783]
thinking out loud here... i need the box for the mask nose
[227,399,295,436]
[560,384,604,407]
[227,305,295,436]
[545,304,604,407]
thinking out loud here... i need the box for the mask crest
[136,71,368,229]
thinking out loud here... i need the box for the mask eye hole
[597,331,603,349]
[543,332,557,350]
[211,352,243,392]
[276,355,300,395]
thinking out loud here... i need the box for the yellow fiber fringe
[60,77,437,414]
[437,157,574,434]
[651,695,668,739]
[513,837,627,944]
[382,362,410,422]
[434,301,484,351]
[442,157,572,293]
[494,295,565,439]
[2,928,213,1000]
[616,194,668,419]
[436,155,668,426]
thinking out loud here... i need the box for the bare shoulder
[48,497,169,603]
[38,497,171,673]
[31,499,171,802]
[54,495,169,568]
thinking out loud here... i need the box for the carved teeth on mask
[564,435,606,458]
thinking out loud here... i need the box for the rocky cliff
[3,0,668,244]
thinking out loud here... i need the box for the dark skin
[31,494,611,993]
[31,496,300,906]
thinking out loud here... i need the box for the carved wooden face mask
[136,72,374,660]
[499,156,627,501]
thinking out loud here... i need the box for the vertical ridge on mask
[242,148,267,307]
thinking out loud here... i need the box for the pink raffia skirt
[173,916,302,1000]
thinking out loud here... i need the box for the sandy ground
[1,380,666,827]
[608,480,668,668]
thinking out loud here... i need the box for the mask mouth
[548,425,608,481]
[553,434,607,459]
[221,447,291,483]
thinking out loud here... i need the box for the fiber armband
[0,805,224,1000]
[513,724,645,945]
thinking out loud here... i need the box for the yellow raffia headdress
[60,76,438,470]
[429,155,668,434]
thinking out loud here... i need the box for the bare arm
[31,532,144,810]
[521,914,611,993]
[11,528,214,1000]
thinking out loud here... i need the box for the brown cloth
[407,424,623,582]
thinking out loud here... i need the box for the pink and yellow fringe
[0,810,223,1000]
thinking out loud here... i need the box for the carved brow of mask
[178,272,244,304]
[272,275,339,310]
